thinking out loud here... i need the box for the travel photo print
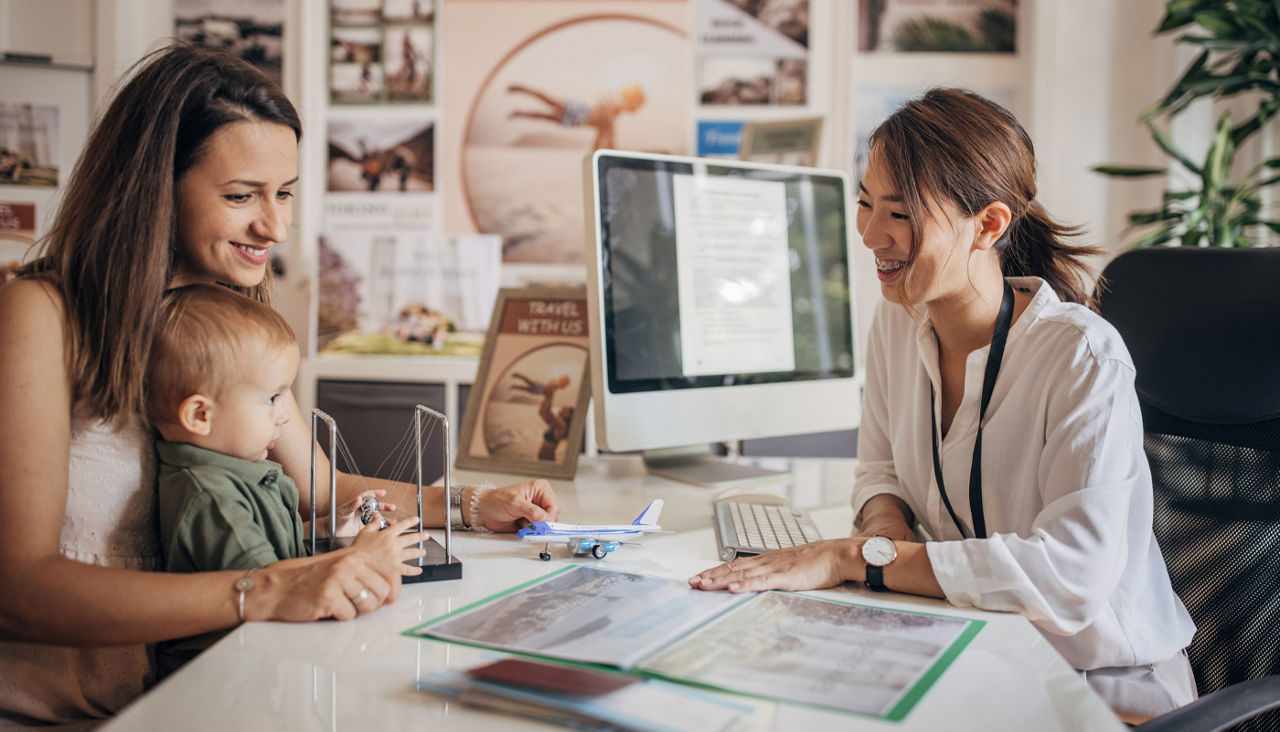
[455,287,590,480]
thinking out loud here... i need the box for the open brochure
[404,566,984,720]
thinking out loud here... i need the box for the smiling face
[200,341,299,463]
[855,153,979,309]
[173,120,298,289]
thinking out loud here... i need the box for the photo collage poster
[330,0,435,104]
[695,0,812,161]
[322,0,453,354]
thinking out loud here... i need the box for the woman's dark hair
[27,41,301,425]
[868,88,1102,307]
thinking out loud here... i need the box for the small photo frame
[455,287,590,480]
[739,116,823,167]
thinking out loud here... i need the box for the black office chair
[1095,247,1280,732]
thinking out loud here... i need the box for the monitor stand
[642,445,788,488]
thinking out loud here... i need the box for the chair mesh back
[1146,414,1280,732]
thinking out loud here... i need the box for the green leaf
[1146,119,1203,174]
[1191,12,1238,37]
[1180,37,1270,52]
[1155,51,1213,115]
[1158,0,1205,32]
[1132,224,1180,248]
[1182,206,1206,235]
[1201,114,1235,194]
[1128,209,1182,225]
[1092,165,1167,177]
[1163,189,1199,201]
[1230,97,1280,144]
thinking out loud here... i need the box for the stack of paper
[416,657,757,732]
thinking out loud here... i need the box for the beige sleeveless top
[0,411,158,727]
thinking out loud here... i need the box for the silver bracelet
[234,568,257,624]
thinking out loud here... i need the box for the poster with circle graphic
[442,1,692,266]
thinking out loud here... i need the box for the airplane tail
[631,499,663,526]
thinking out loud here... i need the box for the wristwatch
[861,535,898,592]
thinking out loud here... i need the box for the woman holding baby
[0,43,559,726]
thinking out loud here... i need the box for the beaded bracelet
[450,483,496,531]
[467,482,495,534]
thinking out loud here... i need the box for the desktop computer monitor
[583,150,859,486]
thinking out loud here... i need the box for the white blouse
[853,277,1195,672]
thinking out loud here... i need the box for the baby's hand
[337,490,397,534]
[351,516,430,578]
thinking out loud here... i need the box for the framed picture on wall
[455,286,590,480]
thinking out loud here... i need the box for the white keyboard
[713,500,822,562]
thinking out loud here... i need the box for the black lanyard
[930,281,1015,540]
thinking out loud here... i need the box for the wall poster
[175,0,285,85]
[698,0,809,106]
[858,0,1016,54]
[442,0,691,266]
[0,103,59,188]
[330,0,436,104]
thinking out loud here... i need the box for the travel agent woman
[0,43,558,726]
[689,89,1196,723]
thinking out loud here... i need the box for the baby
[146,284,422,673]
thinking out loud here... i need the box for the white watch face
[861,536,897,567]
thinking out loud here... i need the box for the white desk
[106,456,1124,731]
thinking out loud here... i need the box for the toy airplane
[518,499,665,561]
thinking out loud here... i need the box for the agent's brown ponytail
[1000,200,1096,305]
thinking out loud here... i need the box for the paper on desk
[413,565,751,668]
[408,566,985,722]
[640,591,982,719]
[417,670,757,732]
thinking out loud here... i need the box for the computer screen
[583,150,859,485]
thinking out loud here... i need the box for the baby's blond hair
[146,284,296,429]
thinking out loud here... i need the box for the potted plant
[1095,0,1280,247]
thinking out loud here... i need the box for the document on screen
[672,174,796,377]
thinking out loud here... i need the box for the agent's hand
[688,538,863,594]
[474,479,560,533]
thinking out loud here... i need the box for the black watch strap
[865,564,887,592]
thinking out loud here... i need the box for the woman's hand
[688,538,864,593]
[252,516,429,622]
[472,479,560,533]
